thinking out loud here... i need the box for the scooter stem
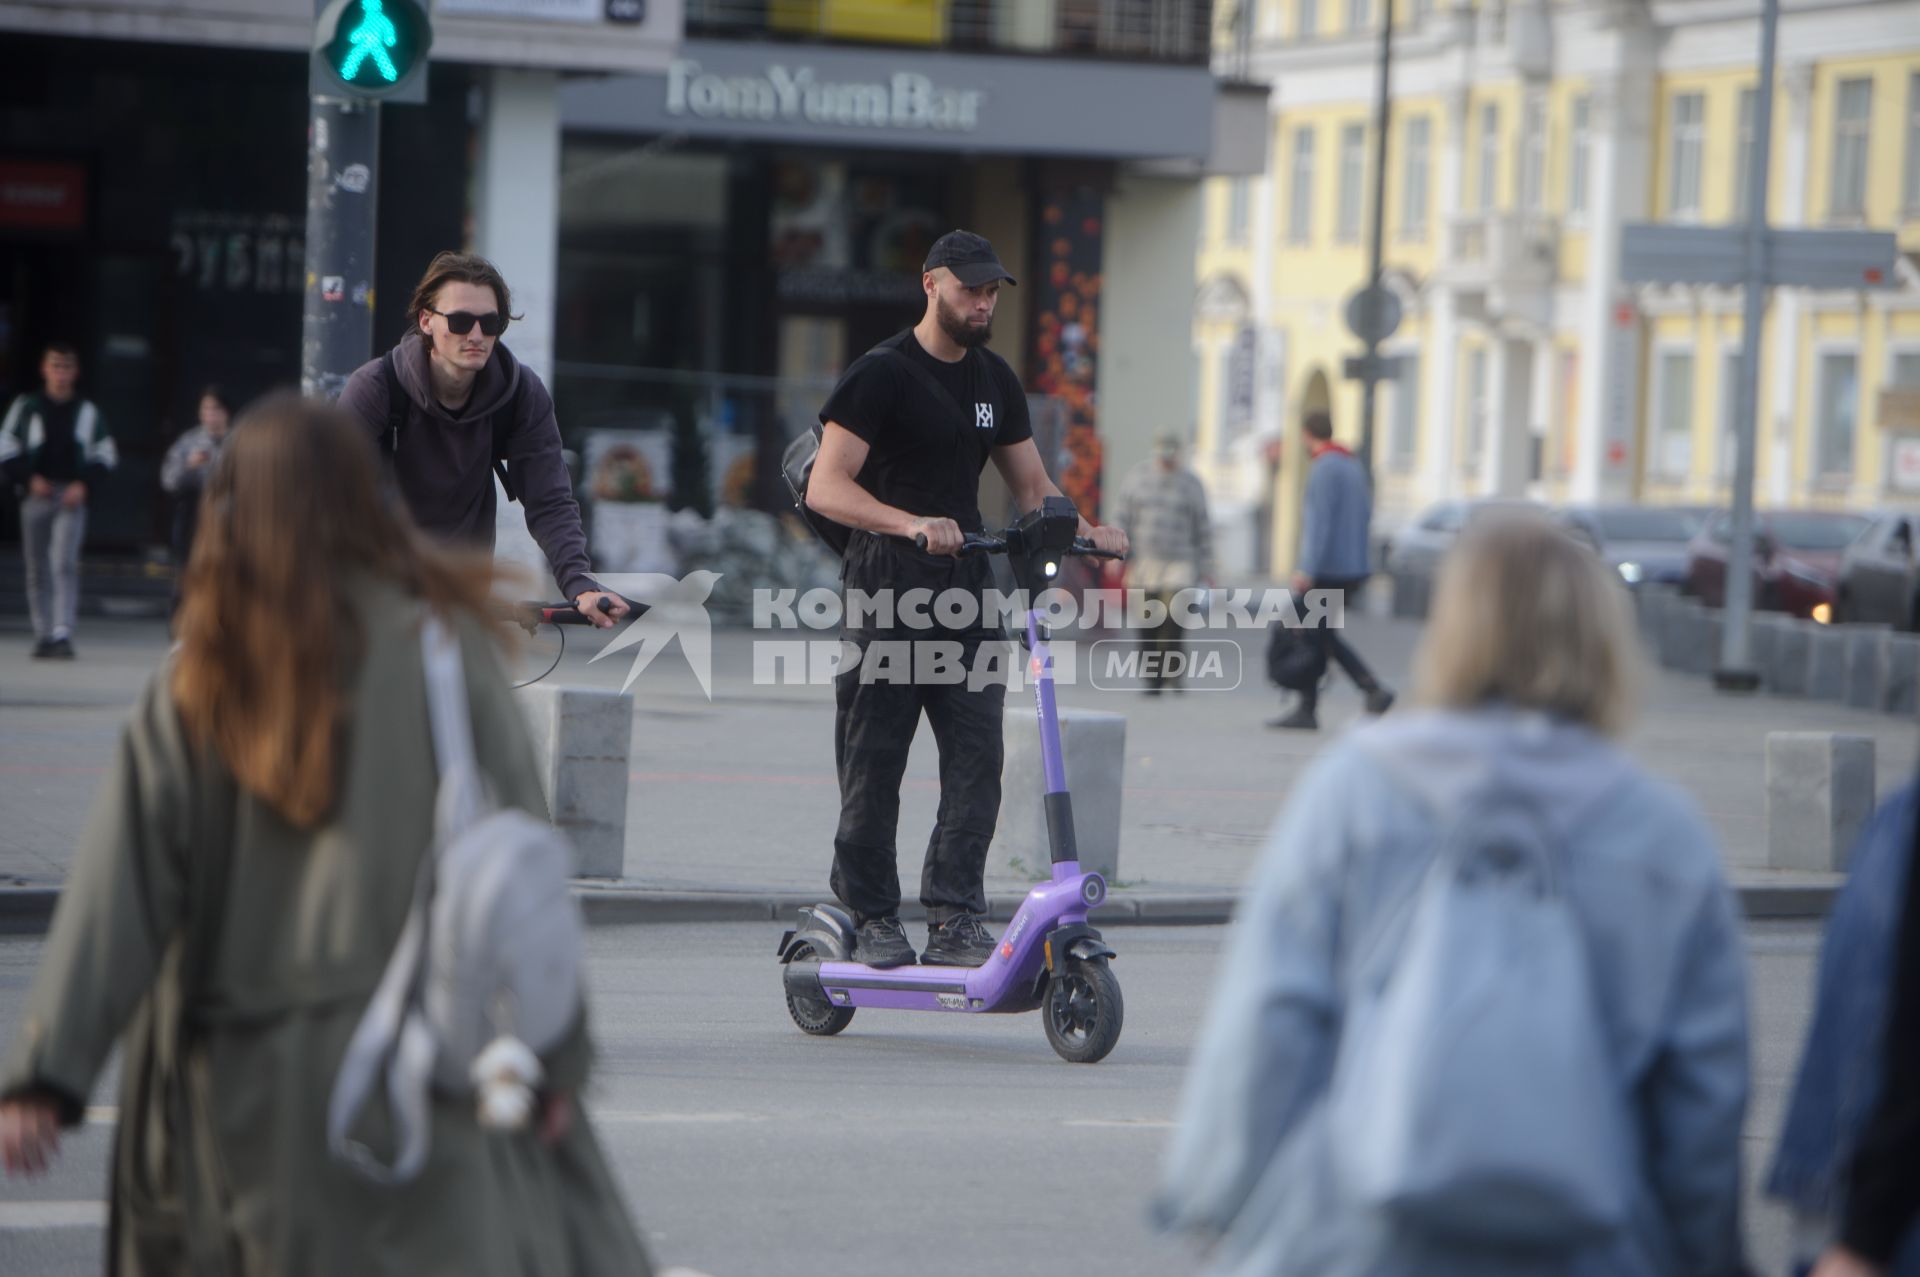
[1026,608,1081,876]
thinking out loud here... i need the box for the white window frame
[1668,92,1706,221]
[1733,86,1759,222]
[1814,345,1861,484]
[1465,346,1489,472]
[1567,95,1590,219]
[1346,0,1369,33]
[1652,345,1696,484]
[1520,95,1547,214]
[1387,347,1421,473]
[1904,71,1920,218]
[1337,122,1366,243]
[1297,0,1319,41]
[1400,114,1431,241]
[1477,103,1500,211]
[1287,126,1316,244]
[1830,78,1873,222]
[1226,177,1251,246]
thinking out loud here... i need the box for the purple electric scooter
[777,496,1126,1064]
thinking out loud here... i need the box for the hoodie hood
[1347,705,1638,842]
[392,335,523,425]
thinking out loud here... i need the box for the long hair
[171,394,500,828]
[1414,509,1642,737]
[404,250,522,341]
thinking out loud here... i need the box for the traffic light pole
[300,93,381,401]
[1356,0,1394,476]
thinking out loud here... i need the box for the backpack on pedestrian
[327,613,585,1185]
[1325,785,1634,1245]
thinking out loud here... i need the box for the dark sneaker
[1364,687,1395,716]
[30,639,56,659]
[1266,707,1319,731]
[854,916,916,970]
[922,913,997,968]
[48,638,75,660]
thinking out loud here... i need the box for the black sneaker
[922,913,997,968]
[1266,707,1319,731]
[1364,687,1395,715]
[854,916,916,969]
[48,638,75,660]
[30,639,55,659]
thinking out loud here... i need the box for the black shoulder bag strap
[869,344,973,432]
[383,348,521,505]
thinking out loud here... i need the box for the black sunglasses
[427,307,506,337]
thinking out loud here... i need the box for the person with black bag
[801,230,1127,969]
[1268,410,1394,731]
[338,251,625,629]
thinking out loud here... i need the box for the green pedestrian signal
[314,0,431,101]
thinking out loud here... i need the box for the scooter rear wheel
[785,940,855,1036]
[1043,957,1123,1063]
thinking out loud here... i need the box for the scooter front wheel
[785,940,855,1036]
[1043,957,1123,1063]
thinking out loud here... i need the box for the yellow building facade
[1198,0,1920,576]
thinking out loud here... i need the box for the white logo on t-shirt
[976,403,994,431]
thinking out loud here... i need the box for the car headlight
[1616,561,1644,585]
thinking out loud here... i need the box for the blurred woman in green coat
[0,395,653,1276]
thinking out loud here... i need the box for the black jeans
[832,635,1008,925]
[1298,576,1381,713]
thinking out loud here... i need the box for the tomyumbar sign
[665,58,985,132]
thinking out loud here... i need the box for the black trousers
[1298,576,1381,713]
[1141,587,1186,689]
[832,635,1008,925]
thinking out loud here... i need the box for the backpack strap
[488,392,519,506]
[380,349,407,457]
[325,613,477,1186]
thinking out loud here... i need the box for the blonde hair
[1413,510,1641,736]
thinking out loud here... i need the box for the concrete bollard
[1390,571,1430,620]
[1750,612,1778,676]
[1885,633,1920,715]
[1659,599,1701,671]
[992,706,1126,881]
[1635,586,1678,648]
[1845,624,1894,710]
[1806,624,1851,702]
[1762,616,1815,696]
[516,684,633,879]
[1684,607,1722,676]
[1766,732,1875,873]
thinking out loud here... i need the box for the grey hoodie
[1155,706,1750,1277]
[339,339,597,600]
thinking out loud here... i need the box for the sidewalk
[3,607,1908,930]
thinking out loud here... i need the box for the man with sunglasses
[339,251,626,627]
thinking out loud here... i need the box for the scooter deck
[812,960,1009,1013]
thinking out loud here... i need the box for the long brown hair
[172,394,500,828]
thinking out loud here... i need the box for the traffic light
[312,0,432,102]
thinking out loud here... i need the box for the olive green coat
[1,580,652,1277]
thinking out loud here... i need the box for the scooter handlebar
[912,531,1124,561]
[503,596,641,634]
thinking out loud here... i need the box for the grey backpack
[328,613,586,1184]
[1326,787,1633,1244]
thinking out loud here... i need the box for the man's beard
[936,296,993,349]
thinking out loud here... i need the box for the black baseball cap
[923,230,1017,287]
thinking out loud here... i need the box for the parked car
[1684,508,1874,622]
[1382,498,1545,582]
[1557,504,1711,590]
[1836,510,1920,629]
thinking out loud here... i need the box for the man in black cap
[806,229,1128,969]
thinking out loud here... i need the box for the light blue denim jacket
[1153,707,1750,1276]
[1297,449,1373,581]
[1767,782,1920,1274]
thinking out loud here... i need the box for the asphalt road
[1,919,1826,1277]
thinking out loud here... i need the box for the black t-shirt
[818,328,1032,532]
[30,398,81,482]
[817,329,1033,638]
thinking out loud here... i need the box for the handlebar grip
[914,533,929,551]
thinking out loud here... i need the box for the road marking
[593,1110,767,1124]
[0,1201,106,1230]
[1061,1117,1175,1129]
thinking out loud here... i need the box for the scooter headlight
[1081,875,1107,907]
